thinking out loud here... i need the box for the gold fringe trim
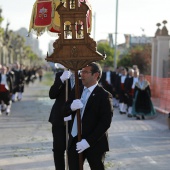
[28,0,92,37]
[28,0,56,37]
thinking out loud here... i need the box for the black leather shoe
[142,115,145,120]
[136,116,140,120]
[119,111,123,114]
[127,114,132,118]
[1,108,6,112]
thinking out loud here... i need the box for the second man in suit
[49,68,78,170]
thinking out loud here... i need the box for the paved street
[0,77,170,170]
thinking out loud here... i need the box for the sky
[0,0,170,55]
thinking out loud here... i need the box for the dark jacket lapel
[84,85,100,111]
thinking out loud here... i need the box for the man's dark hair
[87,62,102,81]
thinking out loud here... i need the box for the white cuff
[64,115,72,121]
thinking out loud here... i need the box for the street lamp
[114,0,118,69]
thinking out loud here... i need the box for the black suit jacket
[13,69,25,86]
[124,76,133,94]
[100,71,116,95]
[49,72,72,126]
[49,71,81,126]
[64,84,113,153]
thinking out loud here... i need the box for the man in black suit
[11,62,25,102]
[49,69,75,170]
[49,67,82,170]
[117,67,128,114]
[124,68,134,117]
[114,66,123,107]
[100,65,116,102]
[63,62,113,170]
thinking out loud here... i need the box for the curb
[154,107,170,130]
[154,106,169,115]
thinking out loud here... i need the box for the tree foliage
[118,45,151,74]
[24,46,39,61]
[0,8,42,66]
[0,16,4,35]
[118,54,132,67]
[97,42,114,68]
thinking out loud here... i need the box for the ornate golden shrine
[45,0,105,70]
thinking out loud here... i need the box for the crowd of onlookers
[0,62,44,116]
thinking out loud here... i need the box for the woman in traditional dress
[132,74,156,120]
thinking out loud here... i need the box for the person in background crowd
[49,65,81,170]
[118,67,128,114]
[1,65,15,112]
[30,66,37,83]
[37,66,43,82]
[63,62,113,170]
[133,69,140,85]
[24,66,32,86]
[132,73,156,120]
[7,64,15,83]
[0,65,14,112]
[0,64,2,114]
[12,62,25,102]
[126,68,139,117]
[124,68,134,117]
[19,64,26,98]
[133,65,138,71]
[111,67,119,107]
[0,66,13,115]
[100,65,116,105]
[114,66,123,108]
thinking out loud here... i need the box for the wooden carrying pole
[75,70,83,170]
[65,70,69,170]
[65,70,84,170]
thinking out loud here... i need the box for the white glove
[60,70,71,83]
[71,99,83,111]
[64,115,72,121]
[76,139,90,153]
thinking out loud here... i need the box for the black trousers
[127,94,133,107]
[0,91,11,105]
[52,125,66,170]
[68,137,106,170]
[13,84,24,93]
